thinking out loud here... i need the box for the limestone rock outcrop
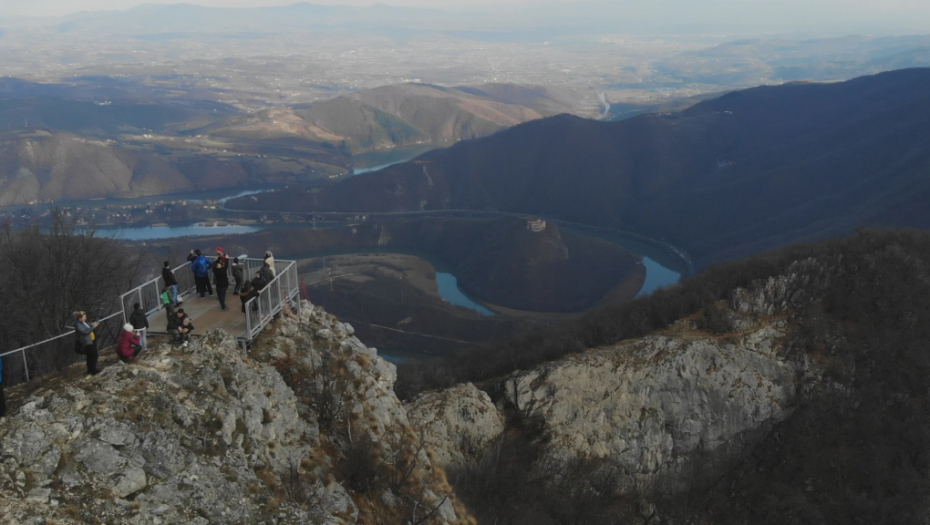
[503,319,798,486]
[0,301,470,525]
[406,383,505,469]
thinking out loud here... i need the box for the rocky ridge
[406,272,825,493]
[0,301,471,525]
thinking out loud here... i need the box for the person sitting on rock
[117,323,143,362]
[168,308,186,332]
[175,316,195,348]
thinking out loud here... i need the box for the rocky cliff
[404,267,832,523]
[0,302,471,525]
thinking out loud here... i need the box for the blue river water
[637,257,682,297]
[435,273,496,315]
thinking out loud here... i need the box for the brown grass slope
[211,83,576,154]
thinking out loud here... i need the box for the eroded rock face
[503,317,799,488]
[0,302,469,525]
[406,383,506,469]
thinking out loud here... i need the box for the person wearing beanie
[117,323,142,362]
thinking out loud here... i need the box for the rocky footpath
[0,301,471,525]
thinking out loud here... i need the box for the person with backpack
[129,302,149,350]
[162,261,181,307]
[189,249,213,298]
[74,311,100,375]
[117,324,143,362]
[231,257,244,294]
[213,254,230,311]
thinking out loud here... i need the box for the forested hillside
[235,68,930,267]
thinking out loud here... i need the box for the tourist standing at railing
[129,302,149,351]
[264,251,276,278]
[231,257,244,294]
[117,324,143,362]
[73,311,100,375]
[162,261,181,307]
[213,255,230,311]
[0,354,6,418]
[188,249,213,298]
[161,287,176,324]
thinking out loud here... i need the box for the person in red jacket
[117,323,143,362]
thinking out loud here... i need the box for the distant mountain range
[233,68,930,267]
[0,79,577,204]
[209,83,581,154]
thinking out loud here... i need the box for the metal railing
[0,311,124,387]
[120,260,198,328]
[2,256,299,388]
[244,260,301,340]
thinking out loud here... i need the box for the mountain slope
[235,68,930,266]
[212,82,579,154]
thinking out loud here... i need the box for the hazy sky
[2,0,929,36]
[2,0,928,18]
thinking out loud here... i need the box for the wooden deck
[149,292,248,340]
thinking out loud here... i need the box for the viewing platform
[121,256,301,348]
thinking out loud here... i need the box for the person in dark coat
[117,323,143,362]
[74,311,100,375]
[189,249,213,298]
[213,255,230,311]
[129,302,149,350]
[231,257,244,294]
[0,354,6,418]
[168,308,186,331]
[162,261,181,306]
[237,281,257,313]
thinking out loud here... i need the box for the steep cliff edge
[0,302,472,525]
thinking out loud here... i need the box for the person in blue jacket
[0,354,6,418]
[188,249,214,298]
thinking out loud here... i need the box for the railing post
[21,349,29,382]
